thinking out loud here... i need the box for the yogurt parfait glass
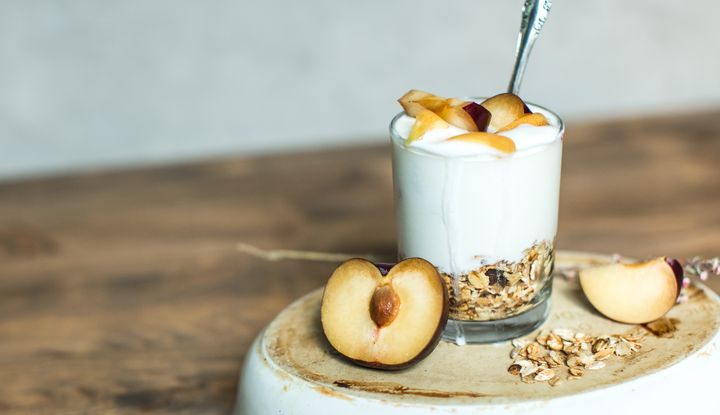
[390,99,564,344]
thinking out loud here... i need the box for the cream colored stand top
[236,251,720,414]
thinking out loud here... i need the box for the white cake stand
[235,251,720,414]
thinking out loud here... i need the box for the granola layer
[443,240,555,321]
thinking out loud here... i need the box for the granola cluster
[507,328,644,386]
[443,240,554,321]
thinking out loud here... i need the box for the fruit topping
[495,113,549,133]
[415,95,450,113]
[397,90,550,148]
[320,257,448,370]
[446,98,470,108]
[406,109,450,145]
[461,102,492,132]
[438,105,479,132]
[579,257,680,324]
[448,132,517,154]
[398,90,444,117]
[480,93,526,130]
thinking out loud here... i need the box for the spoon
[507,0,552,95]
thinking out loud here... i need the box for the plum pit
[369,285,400,327]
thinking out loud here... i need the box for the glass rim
[389,98,564,161]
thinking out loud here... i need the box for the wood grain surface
[1,110,719,414]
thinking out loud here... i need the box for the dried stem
[237,242,719,304]
[236,242,389,263]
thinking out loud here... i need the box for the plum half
[579,257,682,324]
[320,258,448,370]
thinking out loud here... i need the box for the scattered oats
[592,338,609,353]
[519,364,540,378]
[586,361,606,370]
[615,341,632,357]
[512,338,530,349]
[534,368,556,381]
[576,352,595,366]
[593,347,615,361]
[536,332,550,346]
[626,330,646,342]
[507,327,647,387]
[568,366,585,377]
[526,343,546,360]
[508,364,522,376]
[547,334,564,351]
[552,328,574,340]
[566,355,581,368]
[513,359,534,368]
[548,350,565,366]
[544,353,562,368]
[549,376,564,387]
[564,342,582,355]
[537,330,554,342]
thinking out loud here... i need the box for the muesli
[443,240,554,320]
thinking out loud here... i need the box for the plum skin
[462,102,491,132]
[375,262,394,276]
[665,257,684,297]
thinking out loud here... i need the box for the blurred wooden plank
[0,110,719,413]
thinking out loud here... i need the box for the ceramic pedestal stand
[235,251,720,414]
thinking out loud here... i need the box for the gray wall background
[1,0,719,180]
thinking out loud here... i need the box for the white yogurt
[390,103,563,276]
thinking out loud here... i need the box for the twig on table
[236,242,388,263]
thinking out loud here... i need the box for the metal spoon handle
[507,0,552,94]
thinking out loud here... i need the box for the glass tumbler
[390,102,564,344]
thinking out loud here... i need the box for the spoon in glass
[507,0,553,95]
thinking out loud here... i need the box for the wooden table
[1,111,719,414]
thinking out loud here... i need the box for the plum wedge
[448,132,517,154]
[398,90,443,117]
[406,109,449,145]
[496,113,549,133]
[480,93,526,131]
[579,257,682,324]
